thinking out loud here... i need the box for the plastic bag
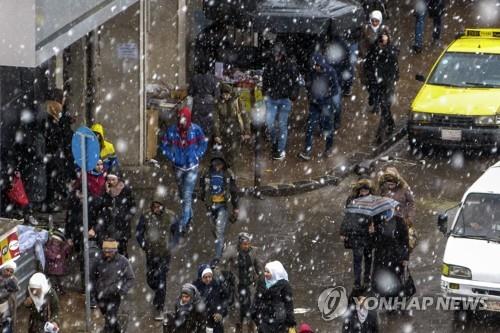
[7,172,29,207]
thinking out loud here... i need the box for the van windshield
[452,193,500,240]
[428,52,500,88]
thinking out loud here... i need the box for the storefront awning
[0,0,138,67]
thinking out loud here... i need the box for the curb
[247,126,408,197]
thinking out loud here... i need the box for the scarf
[265,261,288,289]
[108,181,125,198]
[28,273,51,312]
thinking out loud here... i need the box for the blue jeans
[414,9,442,48]
[265,98,292,154]
[331,93,342,130]
[304,102,335,153]
[174,167,199,230]
[211,204,229,259]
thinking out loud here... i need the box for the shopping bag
[7,172,29,207]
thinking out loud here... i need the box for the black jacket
[341,213,373,249]
[372,215,409,269]
[99,184,136,240]
[94,253,135,299]
[253,279,296,333]
[164,300,207,333]
[262,57,300,100]
[363,43,399,92]
[427,0,445,17]
[193,279,229,326]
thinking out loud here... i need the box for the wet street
[11,1,500,332]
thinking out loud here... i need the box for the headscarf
[197,264,213,279]
[177,107,192,142]
[28,273,51,312]
[369,10,383,32]
[180,283,200,305]
[264,261,288,289]
[2,260,16,272]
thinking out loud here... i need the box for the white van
[438,161,500,319]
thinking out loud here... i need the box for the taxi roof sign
[464,29,500,38]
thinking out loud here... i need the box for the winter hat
[2,260,16,272]
[180,283,200,304]
[264,261,289,289]
[370,10,383,24]
[51,229,66,242]
[238,232,252,243]
[177,107,192,130]
[197,264,212,279]
[298,323,314,333]
[210,150,227,169]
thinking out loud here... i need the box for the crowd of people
[0,1,445,332]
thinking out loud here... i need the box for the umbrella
[345,195,399,217]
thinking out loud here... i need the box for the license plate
[441,129,462,141]
[485,300,500,312]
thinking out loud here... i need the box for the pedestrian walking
[342,288,379,333]
[412,0,445,53]
[220,232,262,333]
[136,200,175,320]
[189,60,221,142]
[199,152,240,261]
[0,261,19,333]
[24,272,59,333]
[164,283,207,333]
[98,173,136,257]
[91,123,119,173]
[358,10,391,60]
[94,239,135,333]
[44,230,72,295]
[193,264,229,333]
[342,179,376,288]
[161,107,208,238]
[213,83,252,166]
[370,208,410,298]
[299,52,340,161]
[252,261,296,333]
[363,32,399,144]
[361,0,388,20]
[263,43,300,160]
[377,167,416,226]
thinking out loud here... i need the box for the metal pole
[80,134,91,332]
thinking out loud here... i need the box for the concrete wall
[94,3,141,166]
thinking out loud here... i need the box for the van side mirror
[437,214,448,235]
[415,74,426,82]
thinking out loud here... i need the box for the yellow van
[408,29,500,151]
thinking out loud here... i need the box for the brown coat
[378,169,416,224]
[359,24,391,59]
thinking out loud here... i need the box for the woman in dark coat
[24,273,59,333]
[253,261,296,333]
[363,32,399,144]
[164,283,206,333]
[370,208,410,298]
[192,264,228,333]
[98,173,136,257]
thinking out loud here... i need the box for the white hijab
[369,10,383,32]
[265,261,289,288]
[28,273,51,312]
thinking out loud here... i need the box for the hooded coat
[378,168,416,224]
[359,11,391,59]
[161,108,208,170]
[192,265,229,328]
[91,123,119,172]
[253,261,296,333]
[262,53,300,101]
[26,273,59,333]
[307,53,340,105]
[164,284,207,333]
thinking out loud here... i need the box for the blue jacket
[161,124,208,169]
[307,53,340,105]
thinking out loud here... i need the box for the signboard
[71,126,100,170]
[0,227,20,266]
